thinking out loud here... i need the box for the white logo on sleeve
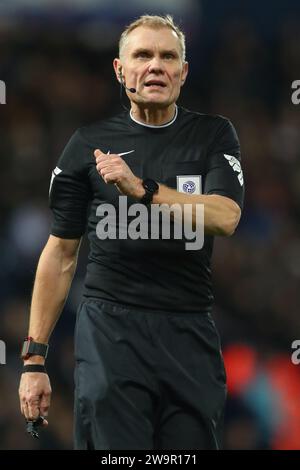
[49,167,62,195]
[177,175,202,194]
[224,154,244,186]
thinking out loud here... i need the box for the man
[19,15,244,450]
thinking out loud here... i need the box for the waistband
[81,295,212,318]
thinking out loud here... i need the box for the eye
[136,52,151,59]
[164,53,175,60]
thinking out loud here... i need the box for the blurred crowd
[0,10,300,449]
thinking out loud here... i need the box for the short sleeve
[49,130,92,238]
[204,118,244,210]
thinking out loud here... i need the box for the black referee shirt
[49,106,244,313]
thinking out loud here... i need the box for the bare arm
[26,234,82,355]
[152,184,242,237]
[19,234,81,422]
[94,150,242,237]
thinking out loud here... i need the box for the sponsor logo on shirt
[183,181,196,193]
[177,175,202,195]
[118,150,135,156]
[224,154,244,186]
[107,150,135,157]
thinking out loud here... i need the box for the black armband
[22,364,47,374]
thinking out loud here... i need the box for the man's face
[114,26,188,108]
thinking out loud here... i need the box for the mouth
[144,80,167,88]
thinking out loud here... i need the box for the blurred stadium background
[1,0,300,450]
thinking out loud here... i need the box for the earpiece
[118,67,136,94]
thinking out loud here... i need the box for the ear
[180,61,189,86]
[113,58,122,83]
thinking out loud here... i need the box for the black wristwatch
[140,178,159,205]
[21,337,49,360]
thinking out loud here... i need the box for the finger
[97,158,123,175]
[40,394,51,417]
[103,172,120,184]
[96,156,120,166]
[20,401,26,416]
[97,164,118,178]
[95,156,111,168]
[27,397,41,421]
[97,164,109,177]
[97,166,122,180]
[96,161,114,172]
[19,395,24,414]
[40,405,49,417]
[23,401,30,420]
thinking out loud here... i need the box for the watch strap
[140,190,153,205]
[140,179,159,205]
[21,337,49,360]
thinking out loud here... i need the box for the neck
[130,103,176,126]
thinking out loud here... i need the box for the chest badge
[177,175,202,195]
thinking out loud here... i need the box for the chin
[141,97,173,109]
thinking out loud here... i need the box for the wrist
[23,355,46,366]
[134,177,145,200]
[21,336,49,361]
[139,178,159,205]
[22,363,47,374]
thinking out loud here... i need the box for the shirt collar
[129,105,178,128]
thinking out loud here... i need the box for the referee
[19,15,244,450]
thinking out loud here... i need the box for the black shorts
[73,298,227,450]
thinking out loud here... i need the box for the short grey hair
[119,14,186,62]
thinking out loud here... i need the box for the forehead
[124,26,181,53]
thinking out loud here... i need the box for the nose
[148,56,164,74]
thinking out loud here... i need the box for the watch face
[143,179,159,193]
[21,340,30,358]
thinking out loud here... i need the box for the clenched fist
[94,149,144,199]
[19,372,51,425]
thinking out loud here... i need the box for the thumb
[94,149,103,158]
[41,418,49,427]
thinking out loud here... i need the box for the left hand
[94,149,144,198]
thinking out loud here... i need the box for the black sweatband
[22,364,47,374]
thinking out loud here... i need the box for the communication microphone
[118,71,136,93]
